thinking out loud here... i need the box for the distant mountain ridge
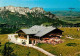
[0,6,45,15]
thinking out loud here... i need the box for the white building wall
[8,34,17,43]
[8,34,28,45]
[26,35,29,44]
[17,38,27,44]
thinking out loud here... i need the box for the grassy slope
[59,17,80,24]
[0,34,8,45]
[59,27,80,39]
[8,44,46,56]
[37,39,80,56]
[0,34,46,56]
[37,27,80,56]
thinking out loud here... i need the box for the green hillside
[0,10,80,34]
[59,16,80,24]
[51,11,80,24]
[51,11,80,16]
[0,11,69,26]
[0,10,71,34]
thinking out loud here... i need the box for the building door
[33,40,35,44]
[29,40,32,44]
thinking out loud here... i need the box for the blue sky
[0,0,80,9]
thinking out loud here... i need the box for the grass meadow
[59,27,80,39]
[37,39,80,56]
[37,27,80,56]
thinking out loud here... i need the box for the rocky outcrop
[31,7,45,13]
[0,6,45,15]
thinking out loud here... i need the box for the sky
[0,0,80,9]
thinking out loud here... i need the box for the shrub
[66,43,77,47]
[1,42,16,56]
